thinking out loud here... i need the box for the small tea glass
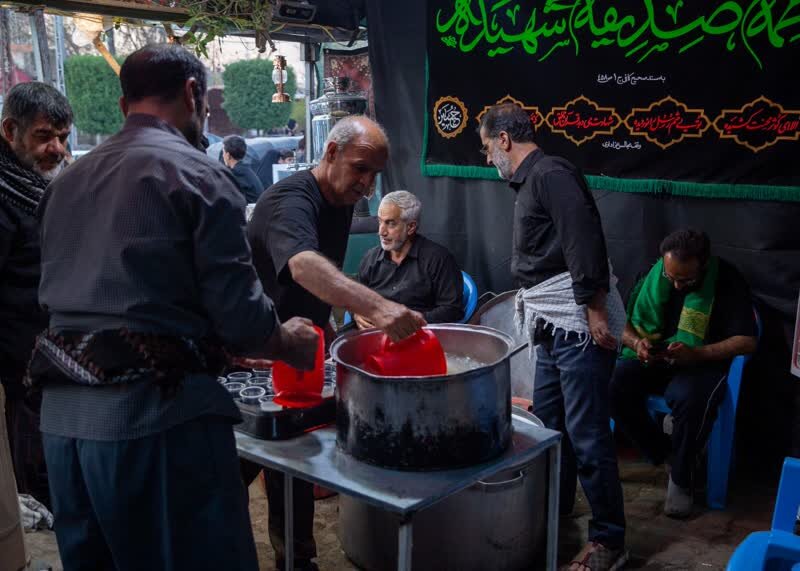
[248,377,271,389]
[239,386,266,406]
[227,372,253,383]
[225,382,246,400]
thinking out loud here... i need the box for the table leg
[284,473,294,571]
[546,441,561,571]
[397,517,413,571]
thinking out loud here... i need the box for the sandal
[562,541,629,571]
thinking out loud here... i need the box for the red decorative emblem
[545,95,622,146]
[624,96,711,150]
[713,96,800,153]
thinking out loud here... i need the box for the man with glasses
[246,115,424,571]
[611,229,757,518]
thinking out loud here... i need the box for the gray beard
[34,160,65,181]
[10,140,64,181]
[380,241,402,252]
[380,237,408,252]
[493,152,513,180]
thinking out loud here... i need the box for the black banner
[424,0,800,200]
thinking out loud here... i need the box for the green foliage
[64,55,124,136]
[177,0,275,57]
[222,59,297,132]
[290,98,306,128]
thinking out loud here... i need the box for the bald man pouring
[246,115,425,571]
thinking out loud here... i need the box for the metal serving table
[235,412,562,571]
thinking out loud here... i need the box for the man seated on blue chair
[610,229,757,518]
[354,190,464,327]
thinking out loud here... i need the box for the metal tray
[235,388,336,440]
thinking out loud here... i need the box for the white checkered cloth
[18,494,53,531]
[514,267,627,351]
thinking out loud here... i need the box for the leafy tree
[222,59,297,133]
[290,98,306,129]
[64,55,124,135]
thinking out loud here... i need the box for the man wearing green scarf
[610,229,757,518]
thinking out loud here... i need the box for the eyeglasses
[661,268,700,287]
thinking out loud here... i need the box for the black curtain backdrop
[423,0,800,195]
[366,0,800,468]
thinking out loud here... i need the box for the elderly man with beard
[0,82,71,526]
[354,190,463,327]
[34,44,319,571]
[479,103,628,571]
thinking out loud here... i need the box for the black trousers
[609,359,729,488]
[43,416,258,571]
[240,460,317,565]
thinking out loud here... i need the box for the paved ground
[25,456,775,571]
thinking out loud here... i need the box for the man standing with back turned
[33,44,319,571]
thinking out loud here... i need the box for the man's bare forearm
[288,250,386,317]
[695,335,757,362]
[621,322,640,351]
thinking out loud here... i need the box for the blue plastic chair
[344,270,479,325]
[459,271,478,324]
[726,457,800,570]
[612,307,762,509]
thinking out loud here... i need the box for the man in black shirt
[611,229,757,518]
[0,82,72,510]
[224,135,264,203]
[356,190,463,325]
[479,103,627,570]
[247,115,425,571]
[0,81,72,570]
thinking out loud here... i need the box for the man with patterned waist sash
[611,229,757,518]
[34,44,319,571]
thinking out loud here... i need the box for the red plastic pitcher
[365,329,447,377]
[272,325,324,408]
